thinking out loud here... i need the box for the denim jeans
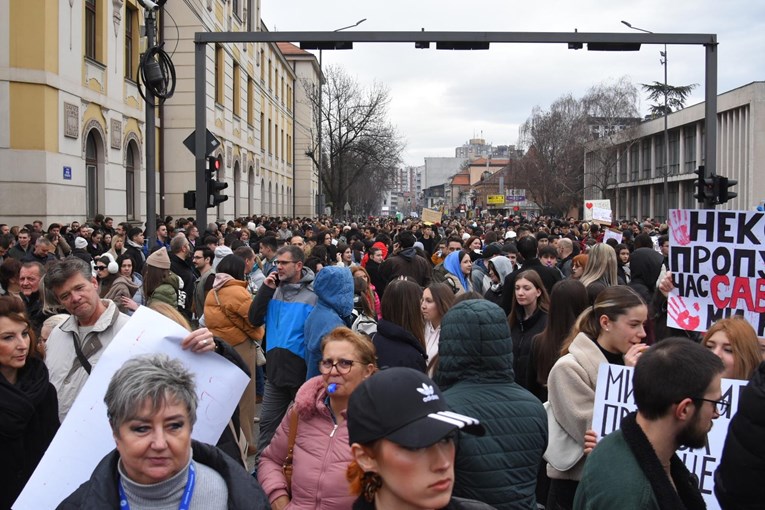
[255,365,265,396]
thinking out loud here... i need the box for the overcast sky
[262,0,765,166]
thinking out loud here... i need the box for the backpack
[350,308,378,337]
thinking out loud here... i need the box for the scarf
[620,412,706,510]
[0,357,52,437]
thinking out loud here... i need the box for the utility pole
[143,8,157,246]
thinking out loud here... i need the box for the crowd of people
[1,211,764,510]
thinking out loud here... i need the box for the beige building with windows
[0,0,320,226]
[584,82,765,222]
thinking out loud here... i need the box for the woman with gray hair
[58,354,269,509]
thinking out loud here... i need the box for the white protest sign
[603,228,623,244]
[583,199,611,224]
[667,209,765,334]
[14,306,249,510]
[591,363,746,510]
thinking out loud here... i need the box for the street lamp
[317,18,366,216]
[622,20,670,220]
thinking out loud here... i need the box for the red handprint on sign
[669,210,691,246]
[668,295,701,330]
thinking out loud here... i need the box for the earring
[362,471,382,502]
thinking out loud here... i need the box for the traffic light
[713,175,737,205]
[205,156,228,208]
[693,166,715,203]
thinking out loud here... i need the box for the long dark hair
[507,270,550,327]
[533,280,589,385]
[142,265,171,299]
[381,279,425,350]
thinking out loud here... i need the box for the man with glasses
[192,246,214,321]
[574,338,725,509]
[248,245,317,460]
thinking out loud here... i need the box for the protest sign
[603,228,623,244]
[667,209,765,334]
[422,207,442,224]
[14,307,249,510]
[591,363,746,510]
[583,199,612,225]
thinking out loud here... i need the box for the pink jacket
[258,376,355,509]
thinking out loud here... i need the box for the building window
[85,0,97,61]
[629,144,639,180]
[280,129,284,161]
[281,76,285,104]
[215,45,224,105]
[641,140,651,179]
[247,76,254,125]
[275,69,279,99]
[260,50,265,82]
[233,62,241,117]
[268,118,272,154]
[260,112,265,151]
[618,148,627,182]
[86,131,100,220]
[274,122,278,158]
[654,135,665,177]
[684,127,696,172]
[232,0,240,21]
[668,130,680,176]
[124,6,138,80]
[126,142,137,220]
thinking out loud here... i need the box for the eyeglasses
[275,260,296,266]
[692,397,729,415]
[319,358,361,374]
[95,266,108,271]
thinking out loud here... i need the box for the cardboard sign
[667,209,765,334]
[583,199,612,225]
[603,228,624,244]
[14,307,249,510]
[421,207,442,224]
[591,363,746,510]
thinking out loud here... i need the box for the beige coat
[546,332,607,481]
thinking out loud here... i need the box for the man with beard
[574,338,724,510]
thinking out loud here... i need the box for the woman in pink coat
[258,327,377,509]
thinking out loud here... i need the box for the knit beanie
[146,248,171,269]
[74,237,88,249]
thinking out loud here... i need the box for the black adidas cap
[347,367,485,449]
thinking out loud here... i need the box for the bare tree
[303,65,404,215]
[516,94,589,216]
[582,77,641,200]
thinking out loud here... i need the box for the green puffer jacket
[147,272,179,308]
[434,300,548,510]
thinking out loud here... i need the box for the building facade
[584,82,765,222]
[1,0,149,226]
[1,0,317,226]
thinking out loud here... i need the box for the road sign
[487,194,505,205]
[183,129,221,157]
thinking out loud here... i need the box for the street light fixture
[317,18,367,216]
[622,20,670,220]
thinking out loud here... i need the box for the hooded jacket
[377,246,432,294]
[204,273,264,347]
[434,300,547,510]
[58,440,269,510]
[304,266,355,379]
[100,275,140,314]
[249,268,317,388]
[483,256,514,306]
[147,272,180,308]
[258,376,355,509]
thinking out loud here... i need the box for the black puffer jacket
[434,300,547,510]
[510,308,547,390]
[57,440,269,509]
[715,361,765,509]
[373,319,427,373]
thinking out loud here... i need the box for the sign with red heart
[585,202,593,209]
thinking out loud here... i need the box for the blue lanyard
[118,462,196,510]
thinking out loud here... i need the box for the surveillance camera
[139,0,160,11]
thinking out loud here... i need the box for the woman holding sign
[545,286,649,510]
[58,354,269,509]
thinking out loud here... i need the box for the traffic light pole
[194,41,208,227]
[144,9,157,246]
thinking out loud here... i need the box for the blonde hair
[149,301,192,332]
[579,244,618,289]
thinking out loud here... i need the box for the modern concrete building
[584,81,765,222]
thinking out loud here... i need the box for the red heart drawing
[585,202,593,209]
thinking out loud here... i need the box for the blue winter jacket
[304,266,355,379]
